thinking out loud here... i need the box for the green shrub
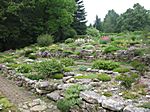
[78,66,88,71]
[28,54,37,59]
[140,102,150,109]
[104,45,121,53]
[24,73,44,80]
[35,59,63,77]
[65,38,74,44]
[61,58,75,67]
[130,61,148,73]
[86,27,100,37]
[37,34,54,47]
[92,60,120,70]
[99,40,107,44]
[24,49,34,57]
[113,67,130,73]
[17,64,33,73]
[123,91,139,99]
[64,67,73,72]
[98,74,111,82]
[57,84,86,112]
[52,73,64,79]
[115,73,139,88]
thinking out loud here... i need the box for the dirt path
[0,75,36,106]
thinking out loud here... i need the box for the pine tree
[72,0,87,35]
[93,15,102,31]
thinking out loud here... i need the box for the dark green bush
[24,73,44,80]
[61,58,75,67]
[35,59,63,77]
[92,60,120,70]
[37,34,54,47]
[17,64,33,73]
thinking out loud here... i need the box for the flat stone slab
[102,98,125,111]
[80,91,106,104]
[123,105,150,112]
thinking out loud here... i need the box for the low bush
[35,59,63,77]
[24,73,44,80]
[78,66,88,71]
[52,73,64,79]
[37,34,54,47]
[113,67,130,73]
[115,73,139,89]
[17,64,33,73]
[57,84,86,112]
[123,91,139,99]
[65,38,74,44]
[64,67,73,72]
[130,61,148,73]
[74,74,97,79]
[104,45,122,53]
[61,58,75,67]
[140,102,150,109]
[92,60,120,70]
[98,74,111,82]
[86,27,100,37]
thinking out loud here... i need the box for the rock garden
[0,32,150,112]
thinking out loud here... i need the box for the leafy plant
[17,64,33,73]
[65,38,74,44]
[61,58,75,67]
[140,102,150,109]
[57,84,86,112]
[123,91,139,99]
[92,60,120,70]
[37,34,54,47]
[115,73,139,88]
[113,67,130,73]
[78,66,88,71]
[35,59,63,77]
[98,74,111,82]
[103,92,113,97]
[52,73,64,79]
[104,45,122,53]
[24,73,44,80]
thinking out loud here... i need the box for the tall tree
[103,9,119,33]
[93,15,102,31]
[117,3,150,32]
[72,0,87,35]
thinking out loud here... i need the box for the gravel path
[0,75,36,106]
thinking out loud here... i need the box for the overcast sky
[83,0,150,24]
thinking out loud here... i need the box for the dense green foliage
[0,0,76,51]
[57,84,86,112]
[35,59,63,77]
[92,60,120,70]
[93,15,102,31]
[60,58,75,67]
[37,34,54,47]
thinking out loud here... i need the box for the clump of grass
[140,102,150,109]
[122,91,139,99]
[103,92,113,97]
[98,74,111,82]
[113,67,130,73]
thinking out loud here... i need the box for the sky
[83,0,150,25]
